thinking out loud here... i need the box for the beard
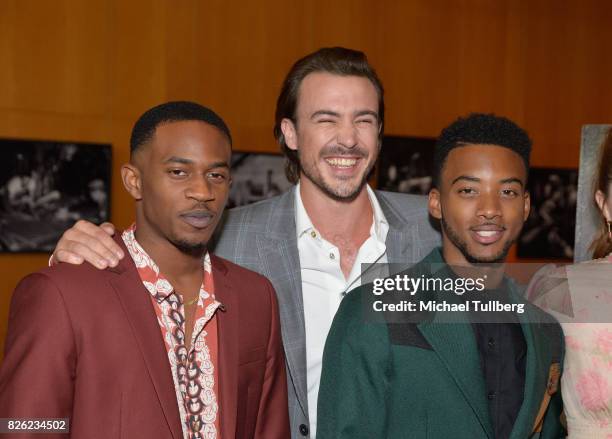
[298,144,378,202]
[171,238,208,258]
[441,217,514,264]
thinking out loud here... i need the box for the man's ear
[121,163,142,201]
[595,189,612,222]
[428,188,442,220]
[281,118,298,151]
[523,191,531,221]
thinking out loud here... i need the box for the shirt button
[299,424,309,436]
[487,338,495,349]
[488,391,497,400]
[330,253,335,259]
[310,231,316,238]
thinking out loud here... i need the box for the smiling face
[428,144,530,264]
[281,72,381,201]
[123,120,231,255]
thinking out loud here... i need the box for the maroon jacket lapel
[211,255,239,439]
[108,237,183,439]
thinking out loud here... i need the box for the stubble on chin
[298,157,373,203]
[171,238,209,257]
[441,218,513,264]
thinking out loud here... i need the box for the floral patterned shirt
[528,257,612,438]
[122,225,222,439]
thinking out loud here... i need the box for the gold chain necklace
[183,294,199,306]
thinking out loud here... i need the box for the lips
[180,210,215,229]
[470,225,505,244]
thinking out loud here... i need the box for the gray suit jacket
[212,187,441,438]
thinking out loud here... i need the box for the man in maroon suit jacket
[0,101,289,439]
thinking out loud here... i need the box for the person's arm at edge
[316,289,390,439]
[50,220,123,269]
[0,273,77,438]
[253,278,290,439]
[540,328,567,439]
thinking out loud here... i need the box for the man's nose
[185,177,215,202]
[336,121,358,149]
[477,192,502,219]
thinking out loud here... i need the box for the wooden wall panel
[1,0,611,359]
[191,0,316,151]
[523,0,612,167]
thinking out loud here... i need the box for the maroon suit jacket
[0,237,289,439]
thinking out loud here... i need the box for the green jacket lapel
[509,293,553,439]
[415,249,494,438]
[418,319,493,438]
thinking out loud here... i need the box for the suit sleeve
[316,290,391,439]
[253,279,290,439]
[0,273,76,439]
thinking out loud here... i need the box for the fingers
[53,220,124,269]
[55,241,112,270]
[53,249,85,265]
[100,222,116,236]
[72,220,124,259]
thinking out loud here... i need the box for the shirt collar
[121,223,213,302]
[294,183,389,243]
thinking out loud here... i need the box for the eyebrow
[500,177,524,187]
[163,156,229,169]
[164,156,193,165]
[450,175,524,187]
[354,110,379,119]
[310,110,379,120]
[209,161,230,169]
[310,110,340,120]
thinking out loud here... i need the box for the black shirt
[470,289,527,439]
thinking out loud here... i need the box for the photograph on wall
[376,136,436,195]
[227,152,293,208]
[0,139,111,252]
[518,167,578,259]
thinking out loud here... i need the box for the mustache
[470,222,506,230]
[319,145,368,158]
[179,206,216,217]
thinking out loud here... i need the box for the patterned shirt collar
[121,223,215,303]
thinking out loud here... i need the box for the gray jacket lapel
[254,190,309,419]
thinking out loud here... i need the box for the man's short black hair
[130,101,232,155]
[433,113,531,188]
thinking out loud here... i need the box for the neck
[134,224,204,281]
[299,177,373,242]
[441,240,506,288]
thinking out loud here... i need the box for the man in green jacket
[317,113,565,439]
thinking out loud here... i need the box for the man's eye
[317,119,334,124]
[356,119,374,124]
[168,169,187,177]
[208,172,227,181]
[501,189,518,197]
[458,188,477,195]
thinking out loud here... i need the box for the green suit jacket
[317,248,565,439]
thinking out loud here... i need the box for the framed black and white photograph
[518,167,578,259]
[0,139,111,252]
[376,136,436,195]
[228,152,293,208]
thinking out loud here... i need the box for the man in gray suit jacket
[51,47,441,438]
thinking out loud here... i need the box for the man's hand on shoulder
[51,220,124,269]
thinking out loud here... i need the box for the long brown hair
[274,47,385,184]
[590,127,612,258]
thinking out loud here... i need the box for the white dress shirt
[295,184,389,438]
